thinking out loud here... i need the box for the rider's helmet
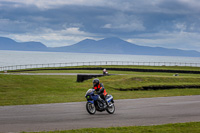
[93,78,100,87]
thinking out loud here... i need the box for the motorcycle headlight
[86,95,92,100]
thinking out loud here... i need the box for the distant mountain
[49,37,200,57]
[0,37,47,51]
[1,36,200,57]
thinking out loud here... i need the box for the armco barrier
[0,61,200,72]
[9,67,200,74]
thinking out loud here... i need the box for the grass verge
[1,71,200,106]
[25,122,200,133]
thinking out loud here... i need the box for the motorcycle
[85,89,115,115]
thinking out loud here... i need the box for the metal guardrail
[0,61,200,71]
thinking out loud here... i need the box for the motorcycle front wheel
[106,103,115,114]
[86,102,96,115]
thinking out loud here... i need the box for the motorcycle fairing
[106,95,113,103]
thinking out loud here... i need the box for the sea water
[1,50,200,67]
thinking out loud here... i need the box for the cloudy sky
[0,0,200,51]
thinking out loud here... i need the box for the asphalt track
[0,95,200,132]
[1,73,83,75]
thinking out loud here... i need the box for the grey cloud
[1,0,200,34]
[101,13,145,32]
[156,0,197,14]
[0,0,200,51]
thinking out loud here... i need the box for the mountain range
[1,36,200,57]
[0,37,47,51]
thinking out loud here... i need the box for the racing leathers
[93,83,109,107]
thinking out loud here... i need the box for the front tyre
[86,102,96,115]
[106,103,115,114]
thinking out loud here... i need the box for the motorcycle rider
[103,68,108,75]
[93,78,110,107]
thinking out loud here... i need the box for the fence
[0,61,200,71]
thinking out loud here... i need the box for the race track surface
[0,95,200,132]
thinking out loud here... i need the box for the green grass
[0,74,89,105]
[1,70,200,106]
[26,122,200,133]
[1,65,200,106]
[103,75,200,90]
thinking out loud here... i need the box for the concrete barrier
[77,74,105,82]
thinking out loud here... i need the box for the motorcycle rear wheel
[86,102,96,115]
